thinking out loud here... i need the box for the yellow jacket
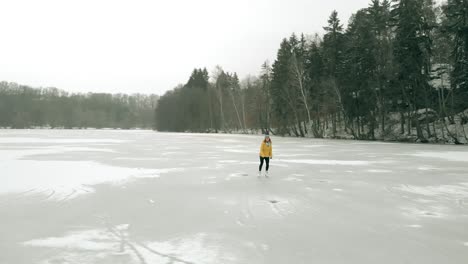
[259,141,272,158]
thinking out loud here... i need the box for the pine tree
[271,38,294,134]
[322,10,345,137]
[343,8,379,139]
[260,61,272,130]
[323,10,344,78]
[305,35,326,137]
[368,0,394,138]
[392,0,433,139]
[444,0,468,111]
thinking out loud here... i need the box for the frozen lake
[1,129,467,264]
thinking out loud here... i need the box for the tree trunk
[332,113,337,138]
[240,91,247,131]
[294,59,312,134]
[400,110,405,135]
[217,88,225,131]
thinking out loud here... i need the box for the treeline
[0,81,158,129]
[155,68,266,132]
[156,0,468,143]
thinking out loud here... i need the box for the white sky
[0,0,371,95]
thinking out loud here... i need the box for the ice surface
[277,159,372,165]
[0,147,178,200]
[23,228,235,264]
[23,228,118,251]
[396,184,468,200]
[410,151,468,161]
[1,129,468,264]
[0,137,126,144]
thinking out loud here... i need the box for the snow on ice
[1,129,468,264]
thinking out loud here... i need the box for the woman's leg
[259,157,264,171]
[265,157,270,171]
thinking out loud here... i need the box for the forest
[155,0,468,143]
[0,81,158,129]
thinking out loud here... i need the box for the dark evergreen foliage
[155,0,467,141]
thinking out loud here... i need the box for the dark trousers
[259,157,270,171]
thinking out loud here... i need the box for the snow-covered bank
[270,109,468,144]
[1,130,467,264]
[177,110,468,145]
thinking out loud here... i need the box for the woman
[259,133,273,177]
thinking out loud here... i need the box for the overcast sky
[1,0,373,95]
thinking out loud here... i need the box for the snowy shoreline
[2,126,467,145]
